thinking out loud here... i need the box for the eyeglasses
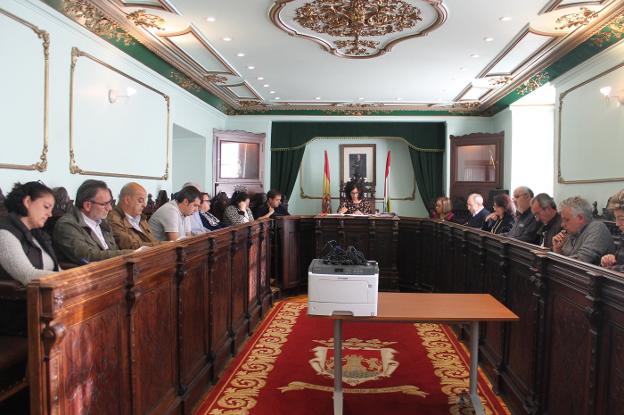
[89,199,113,207]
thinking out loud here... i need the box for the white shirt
[148,200,187,241]
[81,212,109,250]
[125,213,144,233]
[472,206,484,217]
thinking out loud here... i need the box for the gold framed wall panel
[0,7,49,172]
[69,47,170,180]
[557,60,624,184]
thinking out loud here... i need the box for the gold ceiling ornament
[516,71,550,96]
[62,0,135,46]
[270,0,447,59]
[590,13,624,48]
[322,103,378,116]
[126,9,166,31]
[555,7,599,31]
[227,100,271,115]
[449,101,480,113]
[169,71,201,92]
[204,73,229,84]
[488,76,513,87]
[295,0,421,56]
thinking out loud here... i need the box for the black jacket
[466,208,490,228]
[483,213,515,235]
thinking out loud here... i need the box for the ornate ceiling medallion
[270,0,447,58]
[555,7,598,30]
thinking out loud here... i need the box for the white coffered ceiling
[95,0,624,113]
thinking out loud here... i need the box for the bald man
[466,193,490,228]
[108,182,160,249]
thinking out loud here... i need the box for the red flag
[322,150,332,213]
[383,150,391,212]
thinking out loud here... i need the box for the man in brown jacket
[108,182,160,250]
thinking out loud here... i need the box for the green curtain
[270,122,446,206]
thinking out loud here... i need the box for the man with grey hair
[530,193,562,248]
[552,196,614,264]
[507,186,540,243]
[465,193,490,228]
[108,182,160,249]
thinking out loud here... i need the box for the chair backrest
[339,180,376,207]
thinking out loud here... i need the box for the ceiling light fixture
[471,54,480,58]
[484,37,494,42]
[499,16,512,22]
[269,91,276,94]
[206,17,216,23]
[358,97,364,101]
[315,97,321,100]
[223,37,232,42]
[275,97,281,100]
[263,84,269,88]
[237,53,245,57]
[247,66,255,70]
[459,67,467,71]
[257,77,264,80]
[397,97,402,101]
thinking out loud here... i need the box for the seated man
[552,196,614,264]
[465,193,490,228]
[531,193,562,248]
[182,182,209,234]
[149,186,201,241]
[53,180,133,265]
[108,182,160,249]
[507,186,540,243]
[256,189,290,219]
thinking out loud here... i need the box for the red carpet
[195,301,510,415]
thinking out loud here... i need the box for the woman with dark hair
[223,191,254,225]
[482,193,515,234]
[198,192,224,231]
[432,196,455,221]
[0,181,59,285]
[338,181,374,215]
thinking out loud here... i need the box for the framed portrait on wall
[339,144,376,186]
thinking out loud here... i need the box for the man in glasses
[530,193,562,248]
[53,179,133,266]
[506,186,540,243]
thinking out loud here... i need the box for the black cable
[320,240,367,265]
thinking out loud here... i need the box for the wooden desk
[317,293,519,415]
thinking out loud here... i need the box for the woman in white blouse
[0,181,59,285]
[222,191,254,226]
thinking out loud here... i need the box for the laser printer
[307,258,379,316]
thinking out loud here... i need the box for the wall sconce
[108,86,137,103]
[600,86,624,106]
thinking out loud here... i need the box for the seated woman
[482,193,515,235]
[432,196,455,221]
[338,181,374,215]
[222,191,254,225]
[601,189,624,271]
[198,192,225,231]
[0,181,59,285]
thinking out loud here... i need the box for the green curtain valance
[270,121,446,209]
[271,136,444,153]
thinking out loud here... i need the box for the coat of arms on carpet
[309,337,399,386]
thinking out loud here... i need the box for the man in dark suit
[466,193,490,228]
[256,189,290,219]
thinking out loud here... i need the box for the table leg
[469,321,485,415]
[333,319,343,415]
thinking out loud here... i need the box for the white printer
[307,258,379,316]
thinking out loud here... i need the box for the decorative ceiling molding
[269,0,447,59]
[45,0,624,116]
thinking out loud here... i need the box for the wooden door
[450,132,504,218]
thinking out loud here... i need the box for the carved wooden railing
[400,218,624,415]
[27,219,272,415]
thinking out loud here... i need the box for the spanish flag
[383,150,391,213]
[321,150,332,213]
